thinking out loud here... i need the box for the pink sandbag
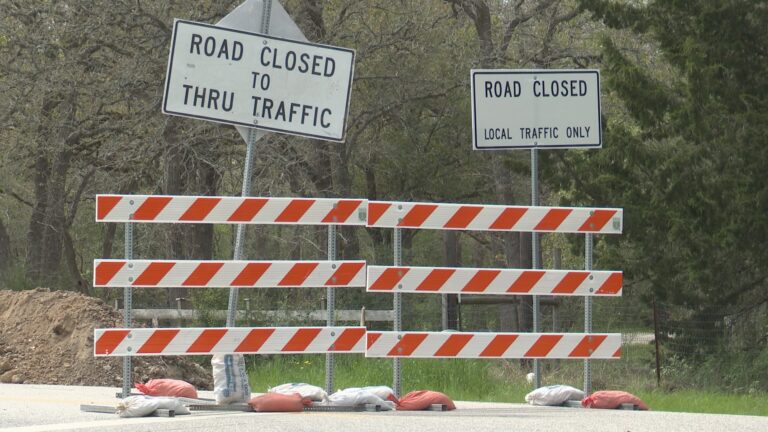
[396,390,456,411]
[248,393,311,412]
[581,390,649,410]
[135,379,198,399]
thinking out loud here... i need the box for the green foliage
[557,0,768,353]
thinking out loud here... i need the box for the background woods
[1,0,767,391]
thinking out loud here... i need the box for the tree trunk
[0,217,11,273]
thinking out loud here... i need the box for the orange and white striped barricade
[96,195,367,225]
[94,260,366,288]
[365,331,621,359]
[367,266,622,296]
[366,199,624,396]
[95,327,367,356]
[366,201,622,234]
[95,194,370,397]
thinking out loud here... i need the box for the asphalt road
[1,384,766,432]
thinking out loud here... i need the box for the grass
[247,354,768,416]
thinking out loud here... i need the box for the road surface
[0,384,765,432]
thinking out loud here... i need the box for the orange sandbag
[135,379,198,399]
[248,393,310,412]
[396,390,456,411]
[581,390,649,410]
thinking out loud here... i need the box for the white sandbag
[336,386,395,401]
[212,353,251,404]
[525,385,585,406]
[116,396,190,418]
[328,388,396,411]
[268,383,328,401]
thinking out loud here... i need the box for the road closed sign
[163,19,355,142]
[471,70,601,150]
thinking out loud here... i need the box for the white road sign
[163,19,355,142]
[471,70,602,150]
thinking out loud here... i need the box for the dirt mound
[0,289,212,390]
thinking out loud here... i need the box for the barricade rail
[94,259,366,288]
[95,326,366,356]
[367,266,622,296]
[365,332,621,359]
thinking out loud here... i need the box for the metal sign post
[393,227,403,398]
[326,224,337,394]
[584,233,594,395]
[122,221,133,398]
[531,149,541,390]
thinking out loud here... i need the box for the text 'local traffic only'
[470,70,602,150]
[163,19,355,142]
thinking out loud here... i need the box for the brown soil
[0,288,212,390]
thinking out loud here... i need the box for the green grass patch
[632,389,768,417]
[247,355,768,416]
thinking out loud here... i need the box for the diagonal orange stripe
[368,268,409,291]
[578,209,617,232]
[367,332,382,349]
[137,329,180,354]
[524,335,563,357]
[434,334,474,357]
[489,207,527,230]
[569,335,608,357]
[94,261,126,286]
[398,204,437,227]
[230,263,271,286]
[443,206,483,229]
[279,262,319,286]
[275,199,314,222]
[415,269,455,292]
[282,328,322,352]
[227,198,268,222]
[534,208,572,231]
[182,262,225,286]
[387,333,428,356]
[133,196,172,220]
[96,196,122,220]
[596,273,623,295]
[507,270,546,293]
[367,202,391,225]
[479,334,518,357]
[179,197,221,221]
[329,328,366,352]
[613,347,622,358]
[462,270,501,292]
[95,330,130,355]
[325,262,365,286]
[235,328,275,353]
[132,262,175,286]
[552,272,590,294]
[321,200,363,224]
[187,329,227,353]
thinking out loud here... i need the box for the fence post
[653,296,662,387]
